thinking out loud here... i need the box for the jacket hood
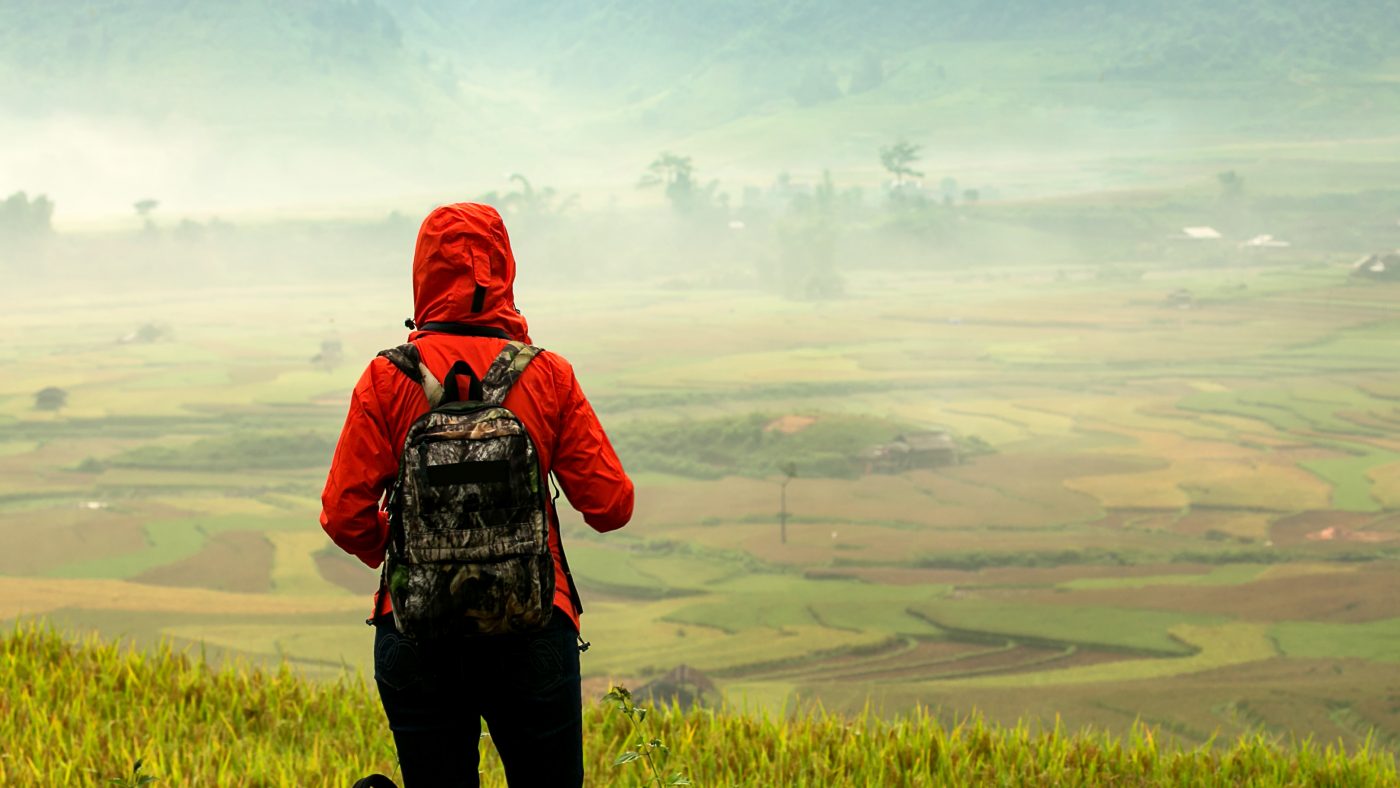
[411,202,531,343]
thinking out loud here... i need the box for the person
[321,202,634,786]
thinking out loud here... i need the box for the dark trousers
[373,610,583,787]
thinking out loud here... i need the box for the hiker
[321,202,634,787]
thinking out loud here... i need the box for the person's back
[321,202,633,786]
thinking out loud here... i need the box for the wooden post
[779,462,797,545]
[780,479,788,544]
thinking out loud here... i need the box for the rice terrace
[6,0,1400,784]
[5,255,1400,778]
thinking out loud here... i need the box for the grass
[4,622,1397,787]
[662,578,948,637]
[46,515,303,580]
[611,411,913,480]
[108,430,336,472]
[932,624,1279,689]
[1301,448,1400,512]
[1270,618,1400,664]
[906,599,1219,656]
[573,594,899,679]
[1057,564,1267,590]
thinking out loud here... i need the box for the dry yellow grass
[267,531,352,597]
[1368,461,1400,508]
[0,577,365,620]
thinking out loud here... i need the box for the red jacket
[320,203,633,630]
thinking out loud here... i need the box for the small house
[868,431,959,473]
[1180,226,1222,240]
[1351,252,1400,281]
[1241,234,1290,249]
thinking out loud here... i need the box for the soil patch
[0,508,148,575]
[314,549,381,596]
[1027,563,1400,624]
[765,415,817,434]
[1271,511,1380,546]
[135,530,274,593]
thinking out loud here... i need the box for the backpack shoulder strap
[377,343,446,409]
[480,341,542,405]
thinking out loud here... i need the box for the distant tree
[1217,170,1244,200]
[311,339,344,372]
[778,170,847,299]
[489,173,578,222]
[962,188,980,204]
[849,53,884,94]
[117,323,171,345]
[940,177,959,204]
[134,198,159,230]
[640,152,715,215]
[172,219,206,243]
[34,386,67,411]
[879,140,924,187]
[0,191,55,239]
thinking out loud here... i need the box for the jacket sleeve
[552,365,634,532]
[320,362,398,568]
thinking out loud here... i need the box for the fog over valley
[3,2,1400,783]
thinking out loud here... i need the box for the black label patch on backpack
[379,341,555,639]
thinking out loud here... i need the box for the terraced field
[3,266,1399,747]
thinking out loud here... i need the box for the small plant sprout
[604,685,690,786]
[108,758,157,787]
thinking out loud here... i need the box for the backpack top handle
[439,360,485,404]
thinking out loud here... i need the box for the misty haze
[3,1,1400,784]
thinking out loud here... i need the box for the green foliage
[108,759,157,787]
[914,548,1130,571]
[478,174,578,226]
[605,686,690,786]
[612,412,909,480]
[109,430,335,472]
[1217,170,1245,200]
[5,622,1397,786]
[878,139,923,185]
[773,169,855,299]
[33,386,68,412]
[0,191,54,241]
[640,152,718,216]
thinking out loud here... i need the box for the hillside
[8,1,1396,112]
[3,622,1396,785]
[4,1,1400,218]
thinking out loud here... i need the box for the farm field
[2,258,1399,751]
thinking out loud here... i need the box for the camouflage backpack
[377,340,557,640]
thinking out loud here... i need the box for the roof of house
[899,432,958,452]
[1181,226,1222,240]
